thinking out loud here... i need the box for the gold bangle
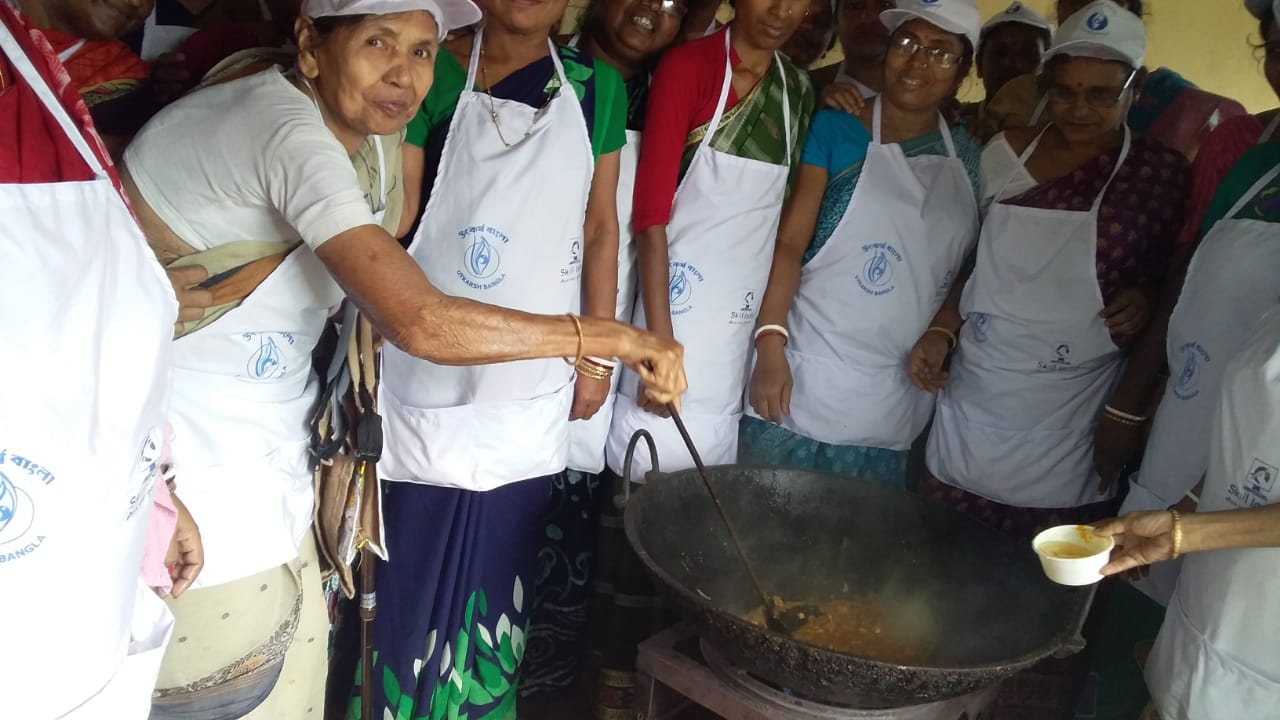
[925,325,957,350]
[564,314,584,367]
[575,360,612,381]
[1170,509,1183,560]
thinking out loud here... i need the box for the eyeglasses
[648,0,687,17]
[1045,70,1137,109]
[889,36,963,69]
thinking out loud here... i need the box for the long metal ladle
[664,403,811,635]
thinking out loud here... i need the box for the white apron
[379,33,594,491]
[1144,304,1280,720]
[138,9,196,63]
[566,128,641,473]
[927,126,1132,508]
[748,98,976,450]
[606,29,791,475]
[0,20,176,718]
[1122,133,1280,605]
[563,34,641,474]
[167,129,384,589]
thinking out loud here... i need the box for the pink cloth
[139,425,178,593]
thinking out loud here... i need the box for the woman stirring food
[740,0,981,486]
[916,0,1189,536]
[605,0,815,476]
[120,0,685,714]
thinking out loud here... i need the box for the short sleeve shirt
[124,68,376,251]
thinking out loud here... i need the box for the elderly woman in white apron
[1092,303,1280,720]
[741,0,981,488]
[0,3,180,717]
[915,1,1189,538]
[123,1,686,717]
[524,0,690,697]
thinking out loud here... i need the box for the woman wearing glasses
[915,1,1189,536]
[741,0,980,487]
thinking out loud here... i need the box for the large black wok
[621,431,1094,709]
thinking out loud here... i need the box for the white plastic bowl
[1031,525,1115,586]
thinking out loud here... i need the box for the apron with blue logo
[606,29,790,475]
[1123,132,1280,605]
[1145,304,1280,720]
[378,32,592,491]
[928,126,1131,508]
[747,97,975,451]
[0,15,177,717]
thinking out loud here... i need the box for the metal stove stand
[635,625,1000,720]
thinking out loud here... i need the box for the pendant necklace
[479,39,556,148]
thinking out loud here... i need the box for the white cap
[301,0,482,39]
[880,0,983,51]
[1044,0,1145,67]
[980,2,1053,44]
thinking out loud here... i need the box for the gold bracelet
[575,358,613,381]
[925,325,957,350]
[563,314,584,367]
[1169,509,1183,560]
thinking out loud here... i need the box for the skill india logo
[1086,12,1109,32]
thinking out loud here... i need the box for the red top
[0,2,106,184]
[631,28,742,233]
[1175,113,1266,245]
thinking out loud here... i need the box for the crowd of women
[1,0,1279,718]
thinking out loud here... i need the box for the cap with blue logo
[880,0,983,52]
[980,2,1053,46]
[1043,0,1145,68]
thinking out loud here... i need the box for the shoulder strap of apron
[1090,125,1131,212]
[870,97,957,160]
[1223,163,1280,221]
[0,22,107,179]
[992,123,1051,201]
[1029,93,1048,126]
[696,29,736,157]
[465,28,571,101]
[1261,112,1280,144]
[698,29,792,166]
[774,50,791,166]
[373,134,386,206]
[57,38,85,63]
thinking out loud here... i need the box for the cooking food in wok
[623,457,1093,708]
[746,595,935,665]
